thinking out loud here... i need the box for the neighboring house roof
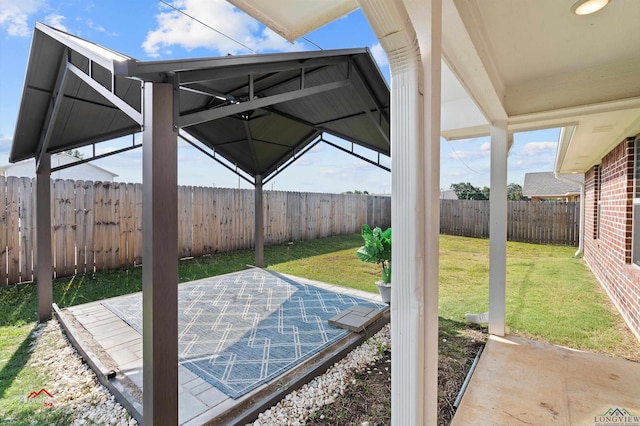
[522,172,583,198]
[440,189,458,200]
[0,152,118,181]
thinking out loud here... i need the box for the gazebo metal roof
[11,23,390,181]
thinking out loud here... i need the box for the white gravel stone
[249,324,390,425]
[28,319,137,425]
[28,316,390,426]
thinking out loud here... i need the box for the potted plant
[357,224,392,303]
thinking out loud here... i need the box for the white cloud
[370,42,388,68]
[480,142,491,151]
[519,141,556,156]
[142,0,303,57]
[44,14,67,32]
[0,0,43,36]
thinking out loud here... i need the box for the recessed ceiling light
[571,0,610,15]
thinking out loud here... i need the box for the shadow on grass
[0,235,362,326]
[439,317,487,358]
[0,325,36,399]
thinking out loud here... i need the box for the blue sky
[0,0,558,193]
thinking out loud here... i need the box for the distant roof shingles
[523,172,583,197]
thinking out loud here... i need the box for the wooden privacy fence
[440,199,580,246]
[0,177,391,286]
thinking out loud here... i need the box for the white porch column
[142,82,178,424]
[36,153,52,322]
[489,121,508,336]
[359,0,441,424]
[255,174,264,267]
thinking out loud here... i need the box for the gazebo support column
[489,120,508,336]
[36,153,52,322]
[255,174,264,268]
[142,82,178,424]
[358,0,441,424]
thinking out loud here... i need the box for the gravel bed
[251,324,391,426]
[27,319,136,426]
[24,317,389,425]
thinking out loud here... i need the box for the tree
[450,182,487,200]
[507,183,528,201]
[343,190,370,195]
[64,149,84,159]
[481,186,490,200]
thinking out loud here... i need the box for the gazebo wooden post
[255,174,264,268]
[36,152,52,322]
[142,81,179,424]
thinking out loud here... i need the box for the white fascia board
[554,126,576,174]
[228,0,357,42]
[35,22,136,75]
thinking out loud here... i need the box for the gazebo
[10,22,391,423]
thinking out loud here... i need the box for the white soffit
[227,0,490,140]
[228,0,358,42]
[441,59,488,140]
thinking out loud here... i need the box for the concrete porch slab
[452,335,640,425]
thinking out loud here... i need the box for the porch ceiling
[230,0,640,173]
[11,23,390,181]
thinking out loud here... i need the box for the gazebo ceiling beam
[244,120,260,171]
[179,79,350,128]
[169,56,350,84]
[178,133,255,185]
[262,135,323,185]
[36,51,70,172]
[48,125,142,155]
[51,137,142,173]
[321,138,390,172]
[348,59,390,145]
[67,62,142,125]
[263,105,388,156]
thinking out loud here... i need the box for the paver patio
[55,269,388,425]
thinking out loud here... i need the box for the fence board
[192,186,204,257]
[0,178,7,285]
[75,180,87,274]
[84,181,95,271]
[133,183,142,264]
[18,178,33,282]
[93,182,106,271]
[440,199,579,245]
[0,177,579,285]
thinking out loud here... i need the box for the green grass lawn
[1,233,639,422]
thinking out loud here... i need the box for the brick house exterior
[583,136,640,341]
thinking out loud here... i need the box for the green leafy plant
[356,224,392,283]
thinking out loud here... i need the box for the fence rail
[440,199,580,246]
[0,177,391,286]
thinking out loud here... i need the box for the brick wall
[583,137,640,341]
